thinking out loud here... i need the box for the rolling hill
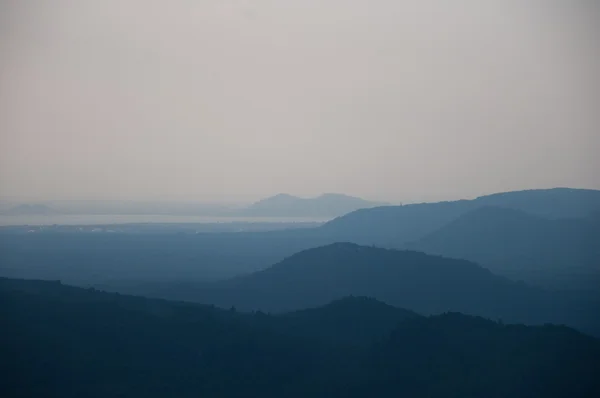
[143,243,600,335]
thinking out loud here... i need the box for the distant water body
[0,214,331,226]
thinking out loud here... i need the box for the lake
[0,214,330,226]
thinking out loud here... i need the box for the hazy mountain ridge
[0,193,381,219]
[473,188,600,218]
[322,188,600,246]
[238,193,385,217]
[2,188,599,292]
[406,206,600,291]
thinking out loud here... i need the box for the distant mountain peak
[240,193,383,218]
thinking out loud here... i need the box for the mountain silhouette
[238,193,384,218]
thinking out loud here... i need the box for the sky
[0,0,598,203]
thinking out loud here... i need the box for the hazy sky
[1,1,598,203]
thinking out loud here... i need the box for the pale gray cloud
[1,0,598,202]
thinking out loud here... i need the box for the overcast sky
[1,1,598,203]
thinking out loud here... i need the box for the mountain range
[1,188,599,288]
[320,187,600,245]
[3,187,600,396]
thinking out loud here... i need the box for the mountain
[3,203,59,215]
[147,243,600,334]
[407,207,600,291]
[2,277,599,397]
[321,188,600,246]
[239,193,384,218]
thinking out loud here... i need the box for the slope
[278,296,419,346]
[407,207,600,291]
[351,312,600,398]
[321,187,600,246]
[3,203,59,215]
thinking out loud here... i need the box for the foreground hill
[238,193,383,218]
[278,296,419,347]
[407,207,600,291]
[145,243,600,335]
[2,277,599,398]
[354,312,600,398]
[0,278,339,398]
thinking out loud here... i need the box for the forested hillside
[2,277,599,398]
